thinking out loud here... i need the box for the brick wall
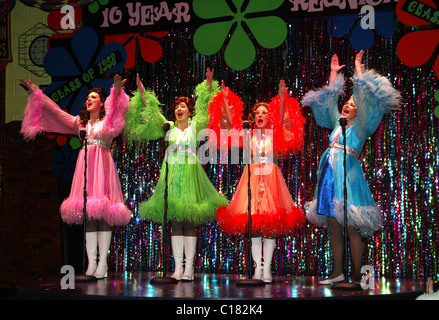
[1,4,84,292]
[0,121,63,289]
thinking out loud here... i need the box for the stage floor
[15,271,424,301]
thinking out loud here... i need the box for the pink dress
[21,86,132,226]
[209,91,306,238]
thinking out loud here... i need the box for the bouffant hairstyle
[247,102,269,127]
[79,88,107,126]
[169,96,195,122]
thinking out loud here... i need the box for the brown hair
[247,102,269,127]
[79,88,107,126]
[169,96,195,122]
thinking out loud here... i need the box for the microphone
[162,122,171,133]
[79,129,86,143]
[243,120,250,130]
[339,116,348,127]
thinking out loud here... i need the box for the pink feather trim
[60,198,84,224]
[105,203,132,226]
[86,197,109,220]
[20,89,45,141]
[101,86,130,138]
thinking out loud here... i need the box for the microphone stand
[332,117,362,291]
[236,121,265,287]
[151,123,178,285]
[76,129,97,282]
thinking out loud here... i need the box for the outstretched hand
[136,73,145,92]
[19,78,38,94]
[278,79,288,123]
[354,50,364,78]
[136,73,148,105]
[206,68,214,90]
[114,74,127,93]
[330,54,346,73]
[221,80,228,100]
[220,80,233,124]
[279,79,288,101]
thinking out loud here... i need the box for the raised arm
[278,79,287,124]
[329,54,346,87]
[268,79,305,155]
[352,50,402,139]
[354,50,364,79]
[221,80,234,125]
[100,74,130,138]
[19,78,80,140]
[193,68,220,132]
[136,73,148,107]
[19,78,38,94]
[113,73,127,99]
[206,68,214,92]
[124,74,166,145]
[207,79,244,148]
[301,54,345,129]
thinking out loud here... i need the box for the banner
[81,0,397,35]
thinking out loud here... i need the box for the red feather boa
[207,90,305,155]
[268,94,305,155]
[207,88,244,148]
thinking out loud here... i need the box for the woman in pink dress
[210,80,306,282]
[20,75,132,279]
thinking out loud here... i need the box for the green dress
[124,81,228,225]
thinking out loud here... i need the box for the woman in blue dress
[301,51,401,284]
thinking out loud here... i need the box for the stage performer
[20,75,132,279]
[212,79,306,283]
[301,51,402,284]
[124,69,228,281]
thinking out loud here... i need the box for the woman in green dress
[124,69,228,281]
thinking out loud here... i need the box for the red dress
[209,91,306,238]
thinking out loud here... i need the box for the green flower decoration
[79,0,110,14]
[193,0,287,70]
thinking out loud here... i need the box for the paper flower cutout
[46,133,69,146]
[43,27,127,117]
[396,0,439,79]
[104,31,168,69]
[82,0,109,14]
[193,0,287,70]
[328,11,394,51]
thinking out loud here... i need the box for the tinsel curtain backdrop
[107,17,438,280]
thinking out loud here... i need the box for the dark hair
[79,88,107,126]
[247,102,269,127]
[169,96,195,122]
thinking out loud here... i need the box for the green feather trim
[124,89,166,147]
[139,194,228,226]
[192,80,220,135]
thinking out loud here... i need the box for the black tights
[172,221,197,237]
[86,219,112,232]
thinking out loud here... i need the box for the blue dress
[301,69,401,237]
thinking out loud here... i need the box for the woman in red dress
[210,80,306,282]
